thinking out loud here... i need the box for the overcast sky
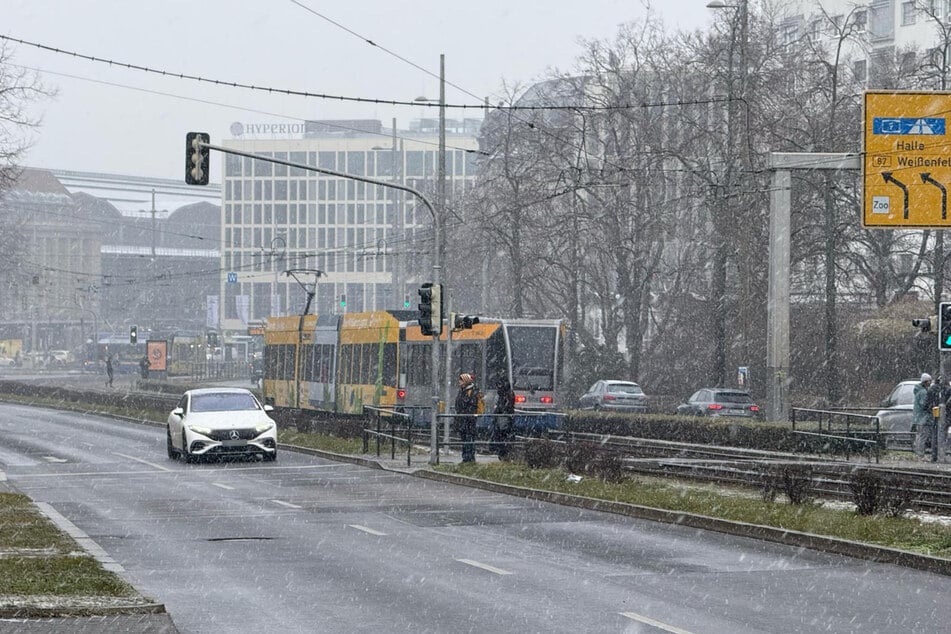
[5,0,713,182]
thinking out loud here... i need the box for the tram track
[549,431,951,515]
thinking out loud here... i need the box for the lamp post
[707,0,748,387]
[415,54,447,464]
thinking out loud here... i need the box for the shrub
[564,441,600,475]
[759,463,815,505]
[593,451,626,483]
[522,439,564,469]
[849,470,911,517]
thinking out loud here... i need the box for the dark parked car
[578,380,649,412]
[675,388,760,418]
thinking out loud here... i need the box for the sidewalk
[361,441,500,472]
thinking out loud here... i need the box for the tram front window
[507,326,556,390]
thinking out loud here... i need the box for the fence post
[407,420,412,467]
[390,413,396,460]
[375,409,381,457]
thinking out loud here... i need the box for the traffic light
[339,294,346,308]
[912,316,936,333]
[940,302,951,350]
[185,132,210,185]
[452,313,479,330]
[207,330,219,347]
[418,283,443,336]
[130,325,138,345]
[403,294,411,309]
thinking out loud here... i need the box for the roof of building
[51,169,221,217]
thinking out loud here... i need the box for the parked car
[578,380,649,412]
[166,388,278,462]
[675,388,760,418]
[874,379,951,448]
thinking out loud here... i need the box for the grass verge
[0,493,137,597]
[437,461,951,559]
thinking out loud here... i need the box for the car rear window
[191,393,260,412]
[608,384,643,395]
[716,392,753,404]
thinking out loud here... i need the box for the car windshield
[715,392,753,404]
[890,383,916,406]
[608,383,643,395]
[191,392,259,412]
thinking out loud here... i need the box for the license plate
[222,440,247,447]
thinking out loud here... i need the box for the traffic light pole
[191,139,442,463]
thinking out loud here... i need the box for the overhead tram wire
[10,63,480,156]
[2,33,764,177]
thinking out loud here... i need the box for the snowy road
[1,402,950,633]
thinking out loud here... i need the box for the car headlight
[255,422,275,433]
[188,425,213,436]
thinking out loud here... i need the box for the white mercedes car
[167,388,278,462]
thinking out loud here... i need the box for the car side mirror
[880,398,892,408]
[263,404,274,412]
[172,407,184,417]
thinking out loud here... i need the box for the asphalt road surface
[1,402,950,633]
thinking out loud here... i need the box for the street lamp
[706,0,749,387]
[414,54,447,464]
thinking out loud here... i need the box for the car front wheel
[166,428,179,459]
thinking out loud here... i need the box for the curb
[0,602,167,619]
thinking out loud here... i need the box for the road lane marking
[349,524,387,536]
[42,456,68,463]
[456,559,512,575]
[271,499,302,509]
[0,471,5,481]
[112,452,173,472]
[35,502,125,573]
[620,612,694,634]
[212,482,235,490]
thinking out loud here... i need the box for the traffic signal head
[403,294,411,309]
[912,318,933,332]
[940,302,951,350]
[417,283,443,336]
[339,294,347,308]
[185,132,210,185]
[130,325,138,345]
[452,314,479,330]
[207,330,219,347]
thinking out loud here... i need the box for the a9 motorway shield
[864,90,951,228]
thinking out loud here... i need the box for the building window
[853,9,867,31]
[902,1,916,25]
[854,59,867,81]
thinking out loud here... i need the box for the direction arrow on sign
[863,91,951,228]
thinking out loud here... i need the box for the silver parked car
[578,380,649,412]
[873,379,951,448]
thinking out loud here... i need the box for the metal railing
[361,405,418,467]
[790,407,881,462]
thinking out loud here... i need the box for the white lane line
[619,612,695,634]
[35,502,125,574]
[271,499,302,509]
[42,456,68,463]
[112,452,173,472]
[212,482,235,490]
[15,470,175,478]
[456,559,513,576]
[348,524,387,536]
[0,470,5,481]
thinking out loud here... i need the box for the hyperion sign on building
[864,91,951,228]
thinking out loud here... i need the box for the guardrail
[362,406,419,467]
[790,407,881,462]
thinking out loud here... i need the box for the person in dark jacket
[491,377,516,460]
[105,354,114,388]
[455,373,479,463]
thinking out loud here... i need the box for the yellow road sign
[863,91,951,228]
